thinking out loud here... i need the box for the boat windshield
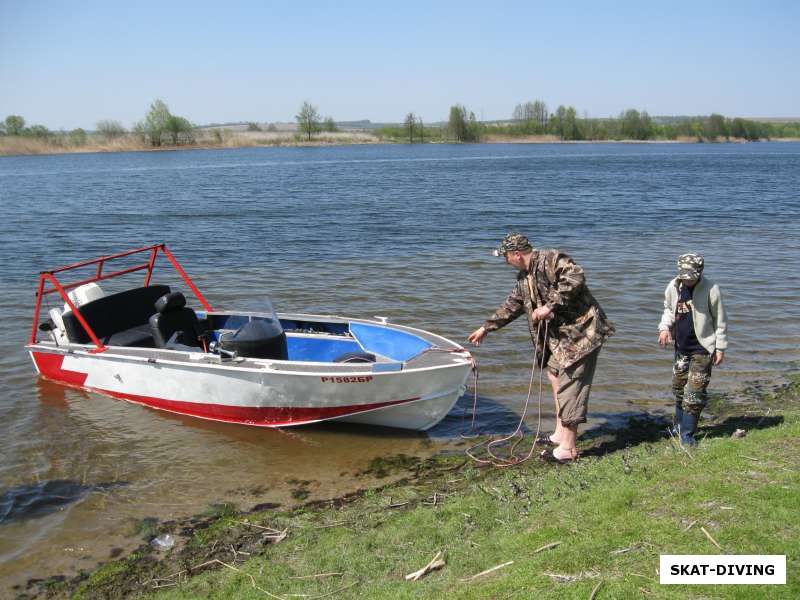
[257,297,282,332]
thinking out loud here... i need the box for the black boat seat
[149,292,203,349]
[61,285,171,346]
[104,324,155,347]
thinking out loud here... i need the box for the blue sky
[1,0,798,130]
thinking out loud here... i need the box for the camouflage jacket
[483,249,614,368]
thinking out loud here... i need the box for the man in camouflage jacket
[468,233,614,461]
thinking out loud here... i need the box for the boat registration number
[320,376,373,383]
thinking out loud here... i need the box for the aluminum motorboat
[26,244,473,431]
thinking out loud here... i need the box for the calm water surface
[1,143,799,589]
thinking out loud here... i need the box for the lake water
[1,142,799,590]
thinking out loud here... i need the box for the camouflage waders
[672,351,713,445]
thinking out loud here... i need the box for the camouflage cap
[677,252,704,280]
[492,232,532,256]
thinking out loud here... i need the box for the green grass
[72,551,146,599]
[67,378,799,599]
[145,401,799,598]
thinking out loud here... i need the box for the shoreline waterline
[3,135,799,158]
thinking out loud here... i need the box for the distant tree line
[374,100,800,144]
[497,100,799,142]
[0,99,196,148]
[4,100,798,149]
[0,114,90,146]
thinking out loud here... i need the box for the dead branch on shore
[235,520,284,533]
[533,541,561,554]
[405,551,446,581]
[459,560,514,582]
[701,526,723,550]
[192,559,286,599]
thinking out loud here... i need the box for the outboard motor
[220,318,288,360]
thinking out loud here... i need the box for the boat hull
[29,347,471,431]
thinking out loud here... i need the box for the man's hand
[468,326,487,346]
[532,306,553,322]
[658,329,673,348]
[713,350,724,366]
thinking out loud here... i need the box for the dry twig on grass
[235,520,285,533]
[459,560,514,582]
[290,572,344,580]
[150,581,179,589]
[701,526,723,550]
[682,520,697,532]
[192,559,285,599]
[405,551,446,581]
[533,541,561,554]
[589,580,603,600]
[306,581,358,599]
[611,541,653,556]
[667,428,694,460]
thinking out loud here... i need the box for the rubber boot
[673,401,684,437]
[678,410,700,447]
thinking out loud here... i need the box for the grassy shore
[0,131,382,156]
[4,132,798,157]
[23,376,799,599]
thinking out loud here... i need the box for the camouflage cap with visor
[677,252,704,280]
[492,232,532,257]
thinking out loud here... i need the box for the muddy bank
[17,375,798,599]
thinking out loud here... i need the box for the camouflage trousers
[672,352,713,416]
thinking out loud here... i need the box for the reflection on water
[1,142,799,590]
[1,480,128,525]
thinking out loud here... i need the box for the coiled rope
[463,320,549,467]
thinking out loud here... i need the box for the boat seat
[104,324,156,348]
[61,285,171,346]
[149,292,204,349]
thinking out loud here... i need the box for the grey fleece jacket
[658,276,728,354]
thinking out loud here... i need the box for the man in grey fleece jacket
[658,253,728,446]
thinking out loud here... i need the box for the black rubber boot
[679,410,700,447]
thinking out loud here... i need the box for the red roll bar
[29,243,214,353]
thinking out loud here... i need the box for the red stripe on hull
[100,388,418,427]
[30,351,418,427]
[32,351,89,386]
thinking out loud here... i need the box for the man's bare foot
[553,446,578,461]
[541,447,578,464]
